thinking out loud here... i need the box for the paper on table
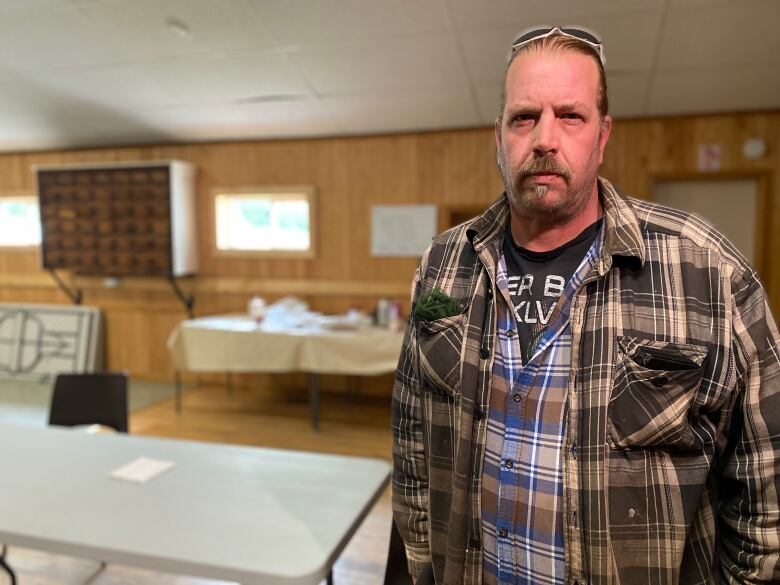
[110,456,175,484]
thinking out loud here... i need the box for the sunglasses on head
[510,26,605,65]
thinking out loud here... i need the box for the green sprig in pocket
[412,288,462,323]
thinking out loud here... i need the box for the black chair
[384,520,414,585]
[48,372,129,433]
[0,551,14,585]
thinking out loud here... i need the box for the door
[652,178,759,265]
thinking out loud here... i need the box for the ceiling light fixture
[165,17,193,41]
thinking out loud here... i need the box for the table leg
[308,373,320,431]
[327,569,334,585]
[175,370,182,413]
[346,375,360,404]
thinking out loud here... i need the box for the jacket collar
[597,177,645,271]
[466,176,646,270]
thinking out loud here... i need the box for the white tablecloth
[167,315,405,376]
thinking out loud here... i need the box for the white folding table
[167,315,405,429]
[0,424,390,584]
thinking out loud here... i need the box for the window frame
[0,193,42,251]
[211,185,317,259]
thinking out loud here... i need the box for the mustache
[517,156,571,181]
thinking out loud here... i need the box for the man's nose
[532,113,559,157]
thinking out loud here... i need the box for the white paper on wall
[371,205,437,257]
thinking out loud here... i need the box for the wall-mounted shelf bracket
[48,269,82,305]
[168,276,195,318]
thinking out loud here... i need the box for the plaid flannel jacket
[391,177,780,584]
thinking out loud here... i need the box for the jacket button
[486,289,494,300]
[474,408,484,421]
[469,536,481,550]
[480,348,489,359]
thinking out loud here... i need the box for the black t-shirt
[503,219,602,363]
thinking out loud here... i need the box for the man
[392,26,780,585]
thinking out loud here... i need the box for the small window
[213,186,315,257]
[0,196,41,247]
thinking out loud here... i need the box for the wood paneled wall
[0,110,778,383]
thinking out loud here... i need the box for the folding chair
[48,372,128,433]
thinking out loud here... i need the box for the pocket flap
[609,337,708,451]
[618,336,708,367]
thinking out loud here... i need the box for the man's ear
[597,115,612,165]
[494,116,502,151]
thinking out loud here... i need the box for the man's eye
[561,113,582,120]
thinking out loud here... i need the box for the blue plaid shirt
[481,229,602,584]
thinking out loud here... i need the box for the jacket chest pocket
[417,314,467,398]
[607,336,708,451]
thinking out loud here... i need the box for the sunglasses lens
[560,27,600,45]
[513,27,553,46]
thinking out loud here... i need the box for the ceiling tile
[448,0,665,30]
[458,27,516,84]
[0,0,82,11]
[20,65,173,110]
[290,34,469,94]
[323,89,479,134]
[135,99,341,141]
[648,64,780,115]
[0,5,125,71]
[0,111,162,152]
[252,0,450,45]
[0,73,52,116]
[605,72,650,118]
[459,11,662,85]
[142,53,308,105]
[52,115,177,147]
[76,0,274,62]
[657,0,780,70]
[474,84,502,124]
[0,0,774,151]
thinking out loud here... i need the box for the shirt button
[474,408,484,421]
[512,393,521,402]
[571,443,577,459]
[479,347,489,359]
[486,289,494,301]
[504,459,513,469]
[469,536,481,550]
[506,329,515,337]
[498,527,508,538]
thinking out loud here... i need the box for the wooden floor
[4,382,395,585]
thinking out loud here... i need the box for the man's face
[495,49,611,224]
